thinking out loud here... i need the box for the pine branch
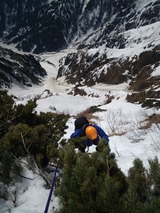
[12,171,34,180]
[20,132,52,187]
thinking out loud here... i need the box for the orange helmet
[85,126,98,140]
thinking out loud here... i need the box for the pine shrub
[55,139,128,213]
[55,140,160,213]
[0,90,69,187]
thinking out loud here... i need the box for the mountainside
[0,46,46,88]
[0,0,160,108]
[1,0,159,53]
[57,22,160,108]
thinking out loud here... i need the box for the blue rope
[44,165,58,213]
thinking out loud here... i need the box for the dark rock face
[1,0,160,53]
[0,46,46,88]
[0,0,83,53]
[0,0,47,36]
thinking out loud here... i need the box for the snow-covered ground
[3,50,160,212]
[1,9,160,213]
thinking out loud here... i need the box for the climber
[70,116,109,152]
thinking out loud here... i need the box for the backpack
[74,116,89,129]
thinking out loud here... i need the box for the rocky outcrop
[57,50,128,86]
[126,46,160,108]
[57,44,160,108]
[0,46,46,88]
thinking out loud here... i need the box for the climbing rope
[44,165,58,213]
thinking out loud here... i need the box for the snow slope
[2,17,160,213]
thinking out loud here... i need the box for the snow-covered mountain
[0,0,160,109]
[1,0,159,53]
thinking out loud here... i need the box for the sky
[1,1,160,212]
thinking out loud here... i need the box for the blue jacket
[70,124,109,147]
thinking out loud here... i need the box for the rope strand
[44,165,58,213]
